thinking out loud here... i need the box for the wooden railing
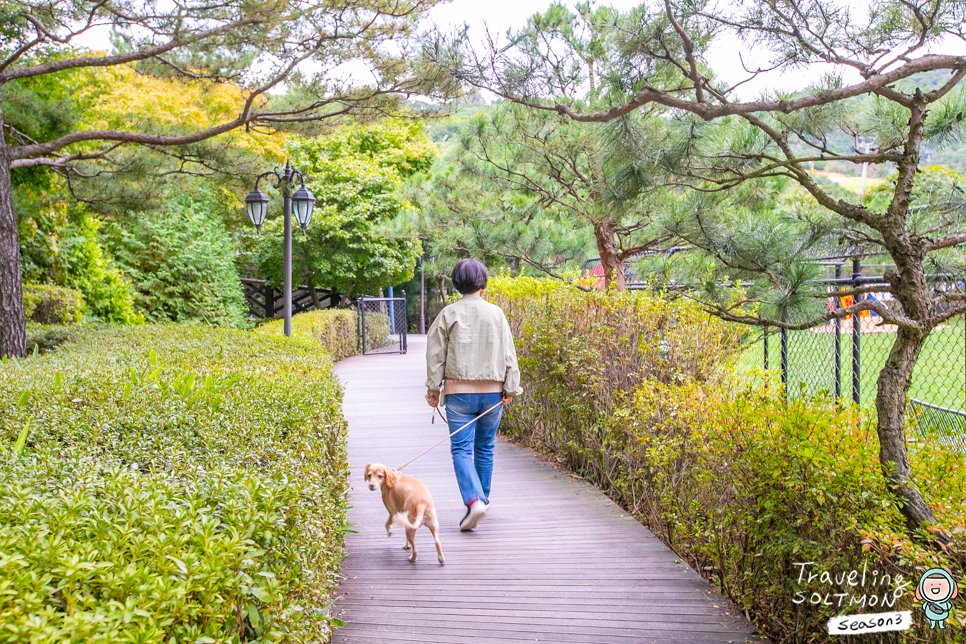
[240,277,340,319]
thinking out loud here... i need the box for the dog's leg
[429,523,445,565]
[385,515,393,537]
[397,517,411,549]
[406,528,417,562]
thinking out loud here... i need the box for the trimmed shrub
[488,276,965,643]
[0,325,349,642]
[22,283,85,325]
[256,309,392,361]
[315,310,363,360]
[24,323,77,354]
[257,309,359,361]
[361,311,392,351]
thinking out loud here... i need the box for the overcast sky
[430,0,966,99]
[73,0,966,101]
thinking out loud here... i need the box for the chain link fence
[752,260,965,451]
[356,294,408,355]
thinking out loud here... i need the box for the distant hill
[898,69,961,93]
[406,92,495,145]
[903,71,966,172]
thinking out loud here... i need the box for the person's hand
[426,391,440,407]
[501,393,513,406]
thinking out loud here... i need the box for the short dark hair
[452,258,489,295]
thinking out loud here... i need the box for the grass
[738,316,965,412]
[811,170,887,194]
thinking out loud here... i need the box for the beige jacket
[425,294,523,397]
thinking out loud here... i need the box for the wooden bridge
[239,277,339,319]
[332,336,764,643]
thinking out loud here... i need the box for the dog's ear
[384,468,398,488]
[363,463,371,480]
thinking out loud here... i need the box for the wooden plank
[333,635,740,644]
[333,621,755,642]
[336,606,742,624]
[333,336,766,643]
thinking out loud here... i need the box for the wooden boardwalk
[333,336,763,643]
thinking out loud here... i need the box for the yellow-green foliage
[256,310,357,361]
[22,283,85,325]
[256,309,392,361]
[487,274,741,452]
[487,276,965,643]
[0,325,349,643]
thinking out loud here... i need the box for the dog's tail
[393,505,426,531]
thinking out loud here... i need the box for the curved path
[333,335,763,643]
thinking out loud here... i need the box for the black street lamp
[245,161,315,338]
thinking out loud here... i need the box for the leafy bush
[256,309,393,361]
[487,275,741,455]
[315,310,362,360]
[22,283,84,325]
[360,311,392,352]
[107,188,248,328]
[60,211,142,324]
[613,386,966,642]
[0,325,349,642]
[488,276,965,643]
[257,309,358,361]
[17,188,140,324]
[24,323,77,354]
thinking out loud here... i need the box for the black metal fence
[758,261,965,450]
[357,294,408,355]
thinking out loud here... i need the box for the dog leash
[432,405,448,425]
[396,400,505,471]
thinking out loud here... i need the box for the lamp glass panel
[292,188,315,227]
[245,189,269,228]
[254,202,268,227]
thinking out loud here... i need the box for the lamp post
[419,245,426,334]
[245,161,316,338]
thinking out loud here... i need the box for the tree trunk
[594,217,626,291]
[0,86,26,359]
[871,100,938,531]
[339,282,356,308]
[306,271,322,310]
[874,326,936,528]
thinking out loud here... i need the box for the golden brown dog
[364,463,445,565]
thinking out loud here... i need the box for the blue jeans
[445,393,503,506]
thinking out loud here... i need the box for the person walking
[425,259,523,531]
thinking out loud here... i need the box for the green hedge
[488,276,965,642]
[0,325,349,642]
[256,309,392,361]
[360,311,392,352]
[22,283,85,325]
[24,323,77,355]
[257,310,358,361]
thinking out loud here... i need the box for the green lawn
[738,317,965,413]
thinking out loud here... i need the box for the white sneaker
[459,500,488,531]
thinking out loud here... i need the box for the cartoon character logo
[915,567,958,629]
